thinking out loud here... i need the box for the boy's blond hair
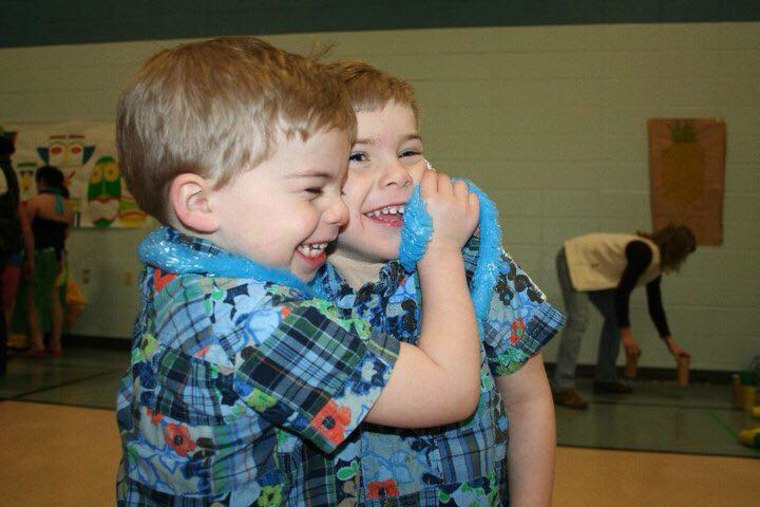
[117,36,356,224]
[325,60,419,120]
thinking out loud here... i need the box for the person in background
[551,225,697,409]
[14,165,72,358]
[0,134,34,375]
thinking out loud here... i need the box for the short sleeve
[481,247,565,377]
[232,297,399,453]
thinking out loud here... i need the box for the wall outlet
[82,269,90,284]
[123,271,133,285]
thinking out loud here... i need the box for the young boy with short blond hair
[115,37,483,505]
[314,60,564,506]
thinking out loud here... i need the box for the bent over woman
[551,224,696,409]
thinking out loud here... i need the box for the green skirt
[12,248,66,335]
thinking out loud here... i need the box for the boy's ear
[169,173,219,233]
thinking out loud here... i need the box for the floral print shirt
[312,236,565,506]
[116,229,400,506]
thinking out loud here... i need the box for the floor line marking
[706,409,739,440]
[4,370,117,400]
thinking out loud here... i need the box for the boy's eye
[400,149,423,166]
[400,149,422,158]
[305,187,323,195]
[349,152,368,163]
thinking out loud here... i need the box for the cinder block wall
[1,23,757,371]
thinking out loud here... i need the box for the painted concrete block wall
[1,23,757,371]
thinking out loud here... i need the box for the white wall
[1,22,757,370]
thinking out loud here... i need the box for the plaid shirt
[313,235,564,506]
[116,229,399,506]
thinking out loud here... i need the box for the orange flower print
[153,268,177,293]
[145,408,163,425]
[311,400,352,445]
[196,344,211,358]
[164,422,196,457]
[367,479,400,499]
[510,317,526,344]
[280,307,291,319]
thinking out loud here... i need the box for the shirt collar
[138,226,313,295]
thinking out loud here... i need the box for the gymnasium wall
[1,8,758,371]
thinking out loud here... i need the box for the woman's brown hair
[639,224,696,272]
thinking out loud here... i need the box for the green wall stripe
[1,0,759,48]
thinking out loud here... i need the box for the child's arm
[497,354,555,507]
[365,170,481,427]
[472,241,562,505]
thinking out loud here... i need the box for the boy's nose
[380,159,413,188]
[325,195,349,227]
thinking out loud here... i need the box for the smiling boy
[115,38,483,505]
[315,60,564,506]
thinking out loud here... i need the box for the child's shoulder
[143,272,364,363]
[149,270,307,306]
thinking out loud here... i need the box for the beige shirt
[564,233,661,291]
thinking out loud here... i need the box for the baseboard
[543,362,734,385]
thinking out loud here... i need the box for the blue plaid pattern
[313,234,563,506]
[117,232,400,506]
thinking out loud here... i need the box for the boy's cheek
[408,163,427,183]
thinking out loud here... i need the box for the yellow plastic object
[738,427,760,449]
[65,275,87,327]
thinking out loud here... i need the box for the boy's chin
[293,270,313,281]
[333,246,397,265]
[290,265,319,283]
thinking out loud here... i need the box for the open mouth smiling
[296,242,329,258]
[364,204,405,226]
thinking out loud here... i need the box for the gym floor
[1,345,757,506]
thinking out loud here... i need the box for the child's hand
[419,170,479,255]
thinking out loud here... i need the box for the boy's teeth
[365,205,405,218]
[297,243,327,257]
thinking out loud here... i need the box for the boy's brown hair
[325,60,419,120]
[117,36,356,224]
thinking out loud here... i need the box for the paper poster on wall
[2,121,148,229]
[647,119,725,245]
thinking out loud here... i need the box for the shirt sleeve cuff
[304,329,400,452]
[489,302,565,377]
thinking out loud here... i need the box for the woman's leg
[25,285,45,353]
[552,248,590,391]
[588,290,624,385]
[49,284,64,354]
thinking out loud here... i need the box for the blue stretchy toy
[138,227,314,296]
[398,179,503,322]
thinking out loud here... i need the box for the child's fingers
[419,169,438,197]
[468,191,480,216]
[452,180,470,201]
[435,172,453,194]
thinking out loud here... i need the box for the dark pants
[0,255,7,376]
[552,248,622,390]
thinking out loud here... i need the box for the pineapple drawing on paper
[661,120,705,203]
